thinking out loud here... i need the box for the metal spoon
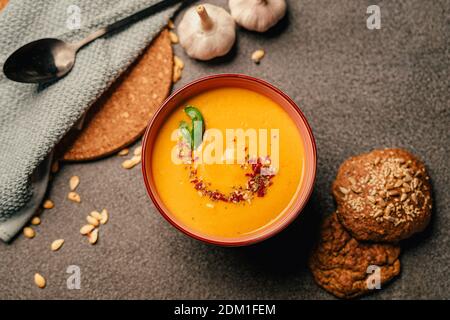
[3,0,182,84]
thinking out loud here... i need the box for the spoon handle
[73,0,183,50]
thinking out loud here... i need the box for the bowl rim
[142,73,317,247]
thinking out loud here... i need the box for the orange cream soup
[151,87,305,238]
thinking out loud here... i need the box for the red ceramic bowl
[142,74,316,247]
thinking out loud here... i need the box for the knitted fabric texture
[0,0,180,221]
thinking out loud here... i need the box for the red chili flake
[188,156,275,204]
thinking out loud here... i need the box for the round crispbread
[61,29,173,161]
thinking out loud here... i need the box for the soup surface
[150,87,305,239]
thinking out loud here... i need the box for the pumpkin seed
[339,187,350,195]
[169,31,179,44]
[251,49,265,63]
[43,199,54,209]
[23,227,35,239]
[51,239,65,251]
[88,229,99,245]
[87,216,99,227]
[31,217,41,225]
[90,210,102,221]
[122,155,141,169]
[173,65,182,83]
[80,224,95,235]
[69,176,80,191]
[134,146,142,157]
[34,273,46,289]
[100,209,109,225]
[68,192,81,203]
[174,56,185,69]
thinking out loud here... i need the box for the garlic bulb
[178,4,236,61]
[229,0,287,32]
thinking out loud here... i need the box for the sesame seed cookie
[309,212,401,299]
[332,148,432,242]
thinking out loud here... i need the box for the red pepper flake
[189,157,275,204]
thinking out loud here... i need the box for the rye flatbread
[61,29,173,161]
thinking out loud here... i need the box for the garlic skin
[178,4,236,61]
[229,0,287,32]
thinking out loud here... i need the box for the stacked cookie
[309,149,432,298]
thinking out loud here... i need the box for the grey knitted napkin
[0,0,181,242]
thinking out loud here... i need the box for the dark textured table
[0,0,449,299]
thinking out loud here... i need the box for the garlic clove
[229,0,287,33]
[178,4,236,61]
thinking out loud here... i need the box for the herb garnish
[179,106,205,150]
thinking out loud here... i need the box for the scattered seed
[134,146,142,157]
[351,186,362,194]
[69,176,80,191]
[118,148,129,156]
[23,227,35,239]
[169,31,179,44]
[394,180,403,188]
[386,183,395,190]
[374,157,381,165]
[388,190,400,197]
[173,65,182,83]
[394,172,404,179]
[90,210,102,221]
[402,183,411,193]
[367,196,376,204]
[167,19,175,29]
[374,210,383,218]
[339,187,350,195]
[31,217,41,225]
[384,205,392,216]
[348,177,357,185]
[251,49,265,63]
[34,273,46,289]
[100,209,109,225]
[412,178,419,189]
[88,229,99,245]
[87,215,100,227]
[377,198,386,207]
[411,193,418,203]
[43,199,54,209]
[51,239,65,251]
[122,155,141,169]
[404,174,412,182]
[174,56,185,70]
[68,192,81,203]
[400,193,407,202]
[80,224,95,235]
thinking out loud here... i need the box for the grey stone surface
[0,0,448,299]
